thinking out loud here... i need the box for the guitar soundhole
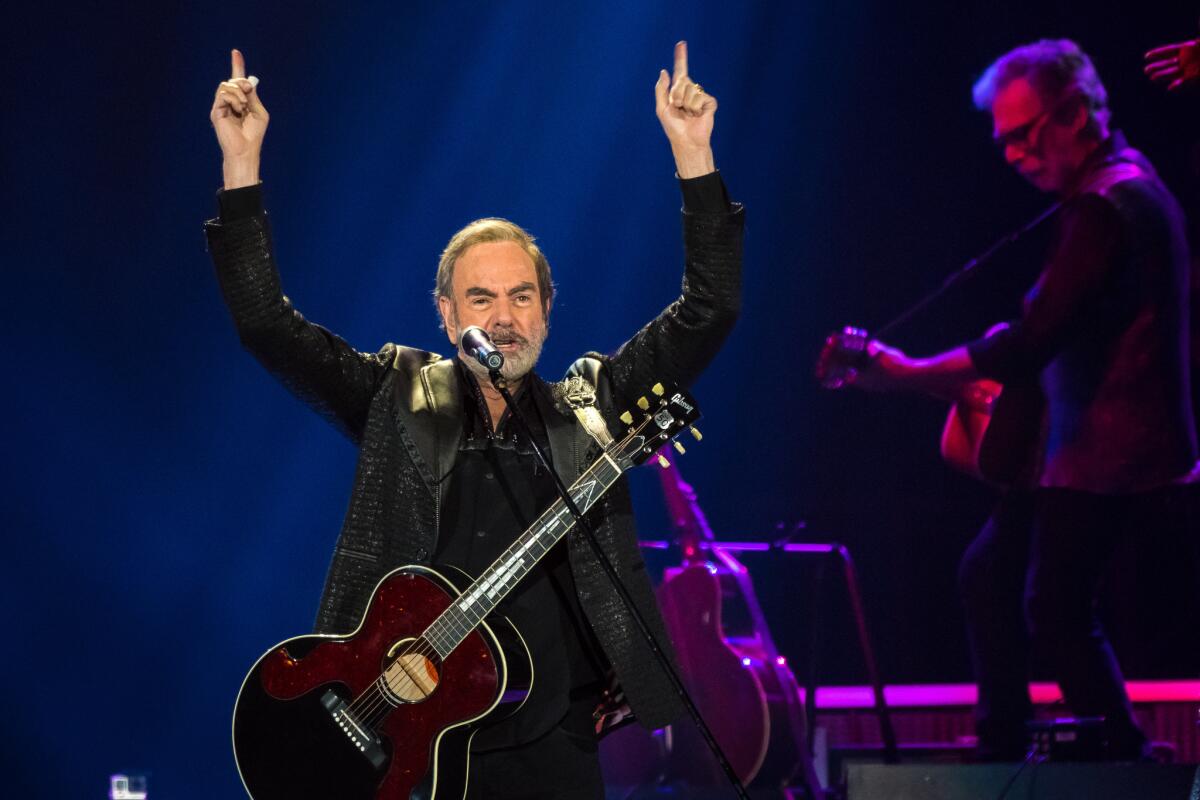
[383,637,441,704]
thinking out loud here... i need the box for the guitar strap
[561,375,613,449]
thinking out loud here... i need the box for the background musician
[821,39,1198,760]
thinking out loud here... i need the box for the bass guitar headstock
[815,326,872,389]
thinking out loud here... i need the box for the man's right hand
[210,49,269,189]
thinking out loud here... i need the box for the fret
[426,453,624,657]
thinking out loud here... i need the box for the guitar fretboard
[422,452,625,659]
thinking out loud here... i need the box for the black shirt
[435,364,608,749]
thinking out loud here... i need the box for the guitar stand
[490,371,752,800]
[796,543,898,779]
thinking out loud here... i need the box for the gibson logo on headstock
[670,393,694,413]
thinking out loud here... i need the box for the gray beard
[456,327,546,383]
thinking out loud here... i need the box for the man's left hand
[852,340,913,392]
[1145,39,1200,92]
[655,41,718,178]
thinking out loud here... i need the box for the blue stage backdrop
[3,2,1198,796]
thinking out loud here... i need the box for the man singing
[205,42,742,798]
[827,39,1197,760]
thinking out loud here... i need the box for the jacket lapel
[533,375,590,481]
[393,357,462,485]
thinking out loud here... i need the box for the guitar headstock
[610,383,702,470]
[815,326,871,389]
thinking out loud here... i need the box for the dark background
[4,2,1198,796]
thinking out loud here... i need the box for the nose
[490,296,515,327]
[1004,143,1024,167]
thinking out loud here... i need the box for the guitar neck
[422,452,625,659]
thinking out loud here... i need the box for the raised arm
[206,50,390,442]
[822,194,1123,398]
[607,42,743,399]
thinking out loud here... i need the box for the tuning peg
[657,454,671,469]
[673,441,686,455]
[651,383,665,396]
[636,396,650,410]
[619,411,634,425]
[689,426,702,441]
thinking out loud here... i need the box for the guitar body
[940,378,1003,480]
[601,462,822,794]
[941,380,1045,488]
[233,564,532,800]
[656,563,770,784]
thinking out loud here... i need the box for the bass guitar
[232,382,702,799]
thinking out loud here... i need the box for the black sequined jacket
[205,203,743,730]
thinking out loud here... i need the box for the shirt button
[476,530,487,538]
[484,471,495,480]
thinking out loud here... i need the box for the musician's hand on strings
[655,41,718,178]
[210,49,269,189]
[851,341,912,391]
[816,328,910,392]
[1145,39,1200,92]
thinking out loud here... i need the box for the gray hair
[433,217,554,328]
[972,39,1111,136]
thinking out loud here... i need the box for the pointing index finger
[673,41,688,83]
[231,48,246,79]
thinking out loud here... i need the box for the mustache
[487,329,528,346]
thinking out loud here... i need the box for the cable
[992,748,1041,800]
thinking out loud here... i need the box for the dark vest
[1038,136,1197,491]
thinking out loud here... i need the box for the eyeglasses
[992,94,1079,153]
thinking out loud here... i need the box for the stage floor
[600,680,1200,798]
[810,679,1200,765]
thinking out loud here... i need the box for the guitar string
[341,450,627,727]
[346,507,572,726]
[347,527,556,727]
[344,564,506,722]
[348,635,440,724]
[349,454,628,726]
[344,470,581,723]
[349,590,507,725]
[352,604,478,722]
[347,470,617,727]
[344,542,538,725]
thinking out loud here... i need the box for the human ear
[438,295,458,344]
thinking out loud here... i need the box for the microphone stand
[874,201,1061,339]
[488,368,754,800]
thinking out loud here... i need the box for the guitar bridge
[320,690,387,769]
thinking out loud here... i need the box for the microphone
[460,326,505,372]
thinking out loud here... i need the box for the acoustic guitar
[600,463,824,798]
[232,383,702,799]
[817,325,1044,487]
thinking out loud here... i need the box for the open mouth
[491,336,525,351]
